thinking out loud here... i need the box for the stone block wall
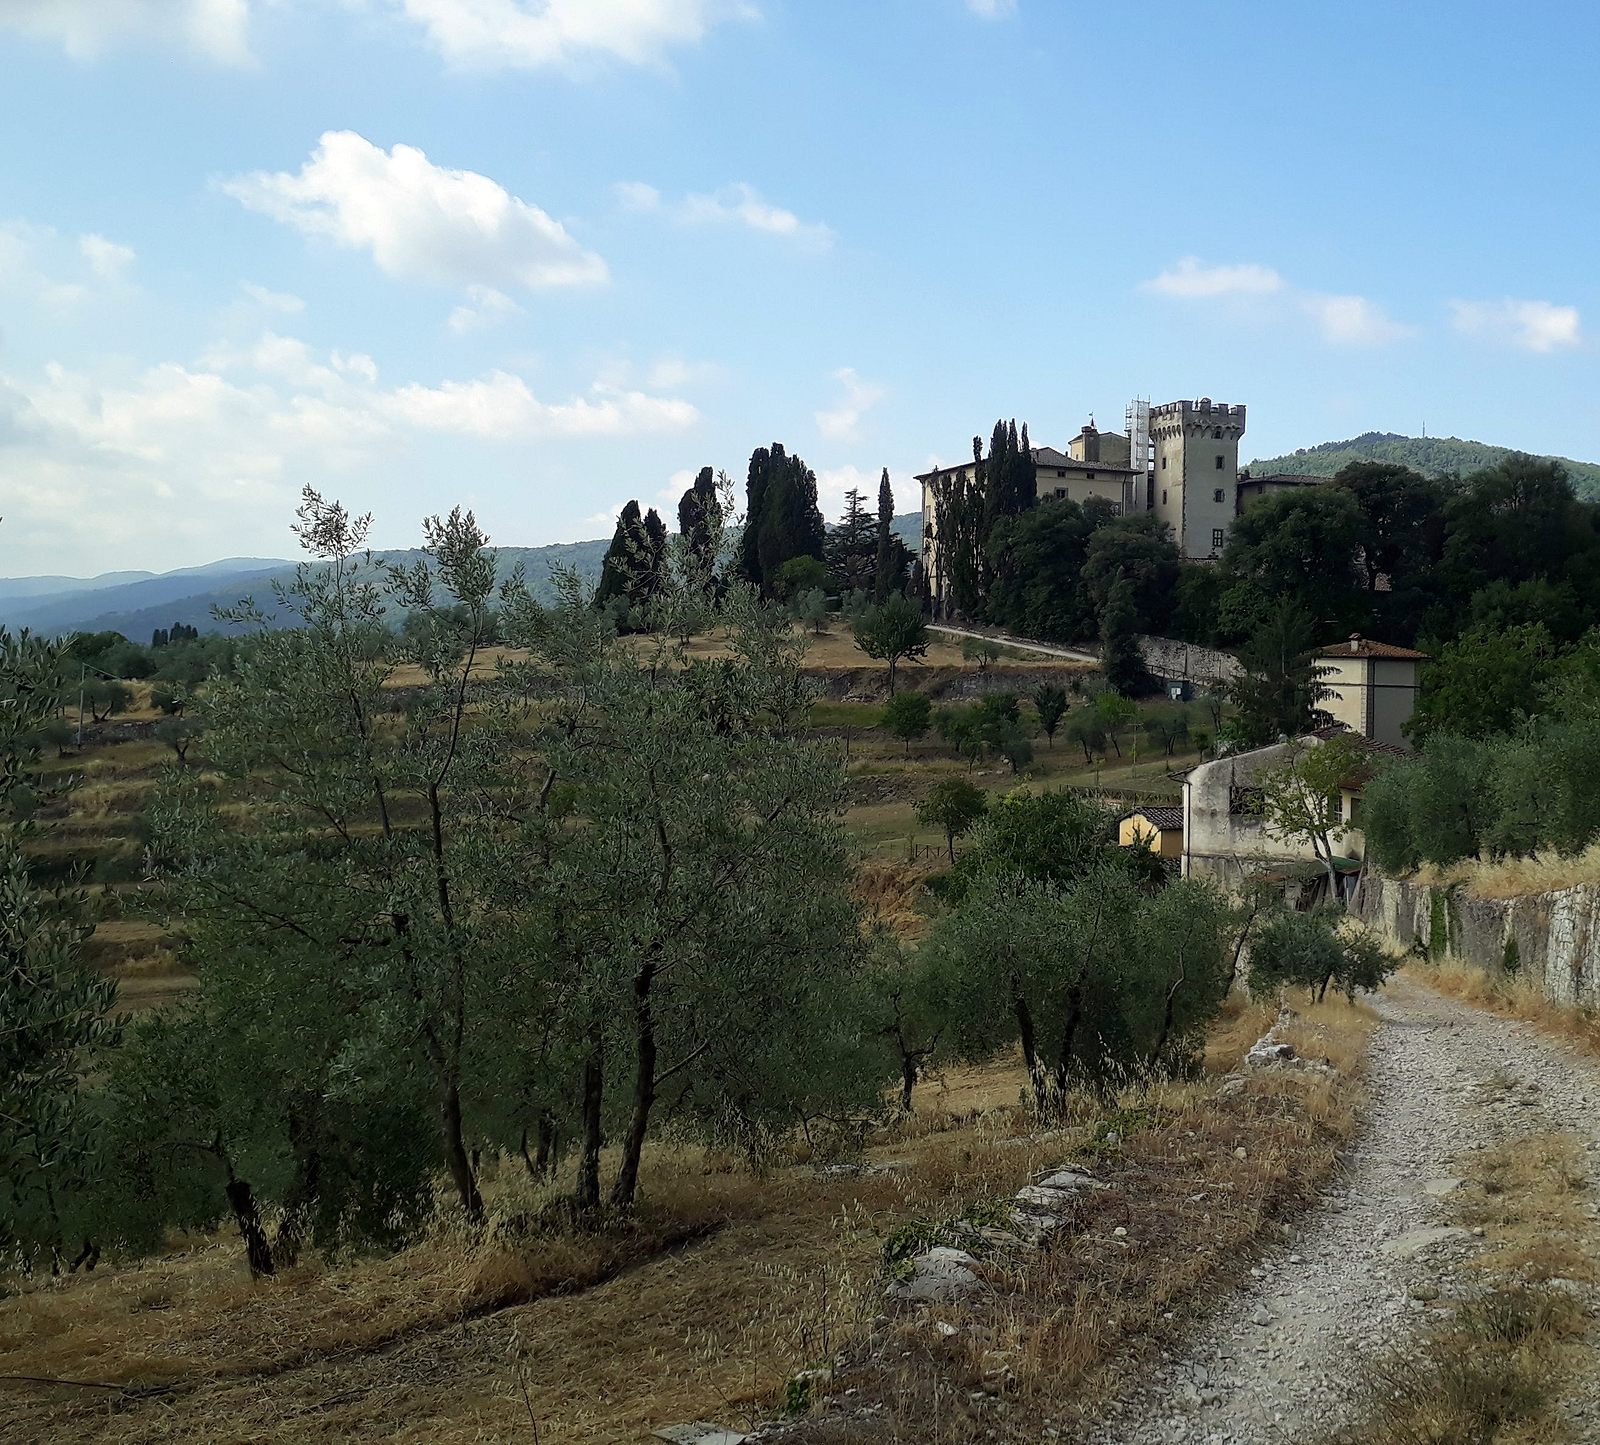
[1355,874,1600,1008]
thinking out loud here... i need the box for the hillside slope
[1249,432,1600,501]
[1,516,923,638]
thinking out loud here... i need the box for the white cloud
[388,372,697,439]
[1450,297,1582,353]
[1301,292,1410,346]
[79,234,135,280]
[387,0,755,72]
[0,335,697,572]
[646,355,722,390]
[1142,257,1285,299]
[1143,255,1409,346]
[966,0,1016,18]
[613,180,663,212]
[446,283,524,334]
[240,281,305,313]
[815,367,885,442]
[222,130,609,295]
[0,0,253,64]
[618,179,832,248]
[0,220,136,308]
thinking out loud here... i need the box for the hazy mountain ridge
[1,517,924,638]
[1248,431,1600,501]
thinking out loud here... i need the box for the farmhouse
[1181,726,1404,887]
[1118,805,1184,860]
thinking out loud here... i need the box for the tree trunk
[440,1079,484,1222]
[610,959,658,1210]
[899,1049,918,1113]
[225,1177,275,1279]
[275,1100,322,1267]
[575,1040,604,1214]
[887,657,898,696]
[945,827,956,864]
[1013,993,1046,1113]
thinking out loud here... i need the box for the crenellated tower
[1148,398,1246,560]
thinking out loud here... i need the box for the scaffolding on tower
[1125,397,1152,513]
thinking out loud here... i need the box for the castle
[916,398,1320,616]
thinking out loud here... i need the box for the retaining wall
[1354,874,1600,1009]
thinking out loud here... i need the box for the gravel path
[1095,978,1600,1445]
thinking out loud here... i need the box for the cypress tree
[678,466,720,578]
[740,446,775,586]
[596,500,652,617]
[1099,569,1150,696]
[755,446,826,595]
[642,507,669,600]
[874,468,899,601]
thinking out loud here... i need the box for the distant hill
[1248,432,1600,502]
[0,516,923,640]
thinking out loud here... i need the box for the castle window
[1212,528,1225,550]
[1213,427,1223,440]
[1054,487,1066,500]
[1215,455,1225,469]
[1229,786,1264,818]
[1161,456,1168,470]
[1086,470,1096,480]
[1161,489,1168,505]
[1056,469,1066,477]
[1213,488,1225,504]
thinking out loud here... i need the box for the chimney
[1348,633,1361,654]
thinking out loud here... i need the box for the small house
[1118,805,1184,860]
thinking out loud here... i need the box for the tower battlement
[1149,398,1246,439]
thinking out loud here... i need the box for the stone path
[1095,978,1600,1445]
[926,625,1099,666]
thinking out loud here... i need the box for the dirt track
[1095,978,1600,1445]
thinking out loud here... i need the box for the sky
[1,0,1597,578]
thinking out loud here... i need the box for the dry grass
[0,997,1374,1445]
[852,858,937,940]
[1328,1130,1596,1445]
[1414,962,1600,1061]
[769,998,1378,1444]
[1415,843,1600,900]
[0,1057,1061,1444]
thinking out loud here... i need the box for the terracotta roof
[1308,724,1407,757]
[916,446,1138,481]
[1123,805,1183,832]
[1316,634,1430,661]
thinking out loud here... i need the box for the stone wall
[1137,635,1240,688]
[1354,874,1600,1009]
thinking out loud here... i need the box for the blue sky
[1,0,1595,576]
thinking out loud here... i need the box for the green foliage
[1225,604,1331,748]
[1031,683,1068,745]
[961,635,1001,670]
[1143,707,1191,759]
[873,468,908,602]
[1219,486,1364,640]
[985,499,1094,642]
[1098,571,1150,697]
[923,818,1235,1107]
[1256,732,1366,895]
[826,488,878,594]
[881,690,932,756]
[0,626,118,1270]
[1251,432,1600,505]
[1081,517,1180,634]
[794,586,830,636]
[1408,624,1559,743]
[745,443,826,596]
[774,554,829,602]
[594,500,669,626]
[1247,909,1397,1001]
[915,776,988,861]
[851,592,928,694]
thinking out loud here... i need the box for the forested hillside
[1250,432,1600,501]
[0,517,923,639]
